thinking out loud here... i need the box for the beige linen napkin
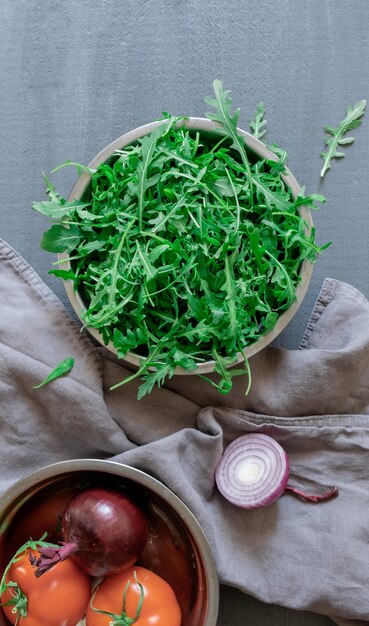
[1,239,369,625]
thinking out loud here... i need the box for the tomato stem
[90,571,144,626]
[0,581,28,625]
[0,534,60,623]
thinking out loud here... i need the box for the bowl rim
[59,117,313,374]
[0,459,219,626]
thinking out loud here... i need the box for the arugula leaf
[252,175,293,212]
[33,357,75,389]
[220,255,238,348]
[211,176,240,198]
[200,350,250,394]
[137,363,174,400]
[249,102,267,140]
[42,172,60,203]
[40,225,83,253]
[113,328,142,357]
[133,124,167,229]
[320,99,366,178]
[205,79,254,198]
[48,268,76,280]
[33,81,328,398]
[32,199,91,218]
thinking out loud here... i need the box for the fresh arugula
[320,99,366,178]
[33,357,75,389]
[249,102,267,140]
[33,80,327,398]
[205,79,254,202]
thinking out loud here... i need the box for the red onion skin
[32,488,148,578]
[63,488,148,576]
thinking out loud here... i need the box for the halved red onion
[215,433,290,509]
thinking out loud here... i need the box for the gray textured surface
[0,0,368,624]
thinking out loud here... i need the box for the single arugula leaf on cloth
[320,99,366,178]
[33,357,75,389]
[249,102,267,140]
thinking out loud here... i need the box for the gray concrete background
[1,0,368,624]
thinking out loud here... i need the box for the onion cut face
[215,433,290,509]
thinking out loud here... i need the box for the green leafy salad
[33,80,329,398]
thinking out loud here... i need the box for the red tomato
[85,565,181,626]
[1,548,90,626]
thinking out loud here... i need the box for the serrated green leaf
[148,244,170,263]
[205,79,254,200]
[137,362,174,399]
[211,176,239,197]
[75,207,101,220]
[78,240,106,255]
[249,102,267,140]
[113,328,138,357]
[32,199,91,218]
[136,243,158,282]
[323,125,336,136]
[219,255,238,345]
[294,191,326,210]
[253,175,293,212]
[135,124,167,229]
[171,349,198,369]
[42,172,60,203]
[320,99,366,178]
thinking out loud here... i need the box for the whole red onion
[30,487,148,577]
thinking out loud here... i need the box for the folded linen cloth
[1,238,369,626]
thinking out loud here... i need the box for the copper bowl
[0,459,219,626]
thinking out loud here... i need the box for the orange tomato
[1,548,90,626]
[85,565,181,626]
